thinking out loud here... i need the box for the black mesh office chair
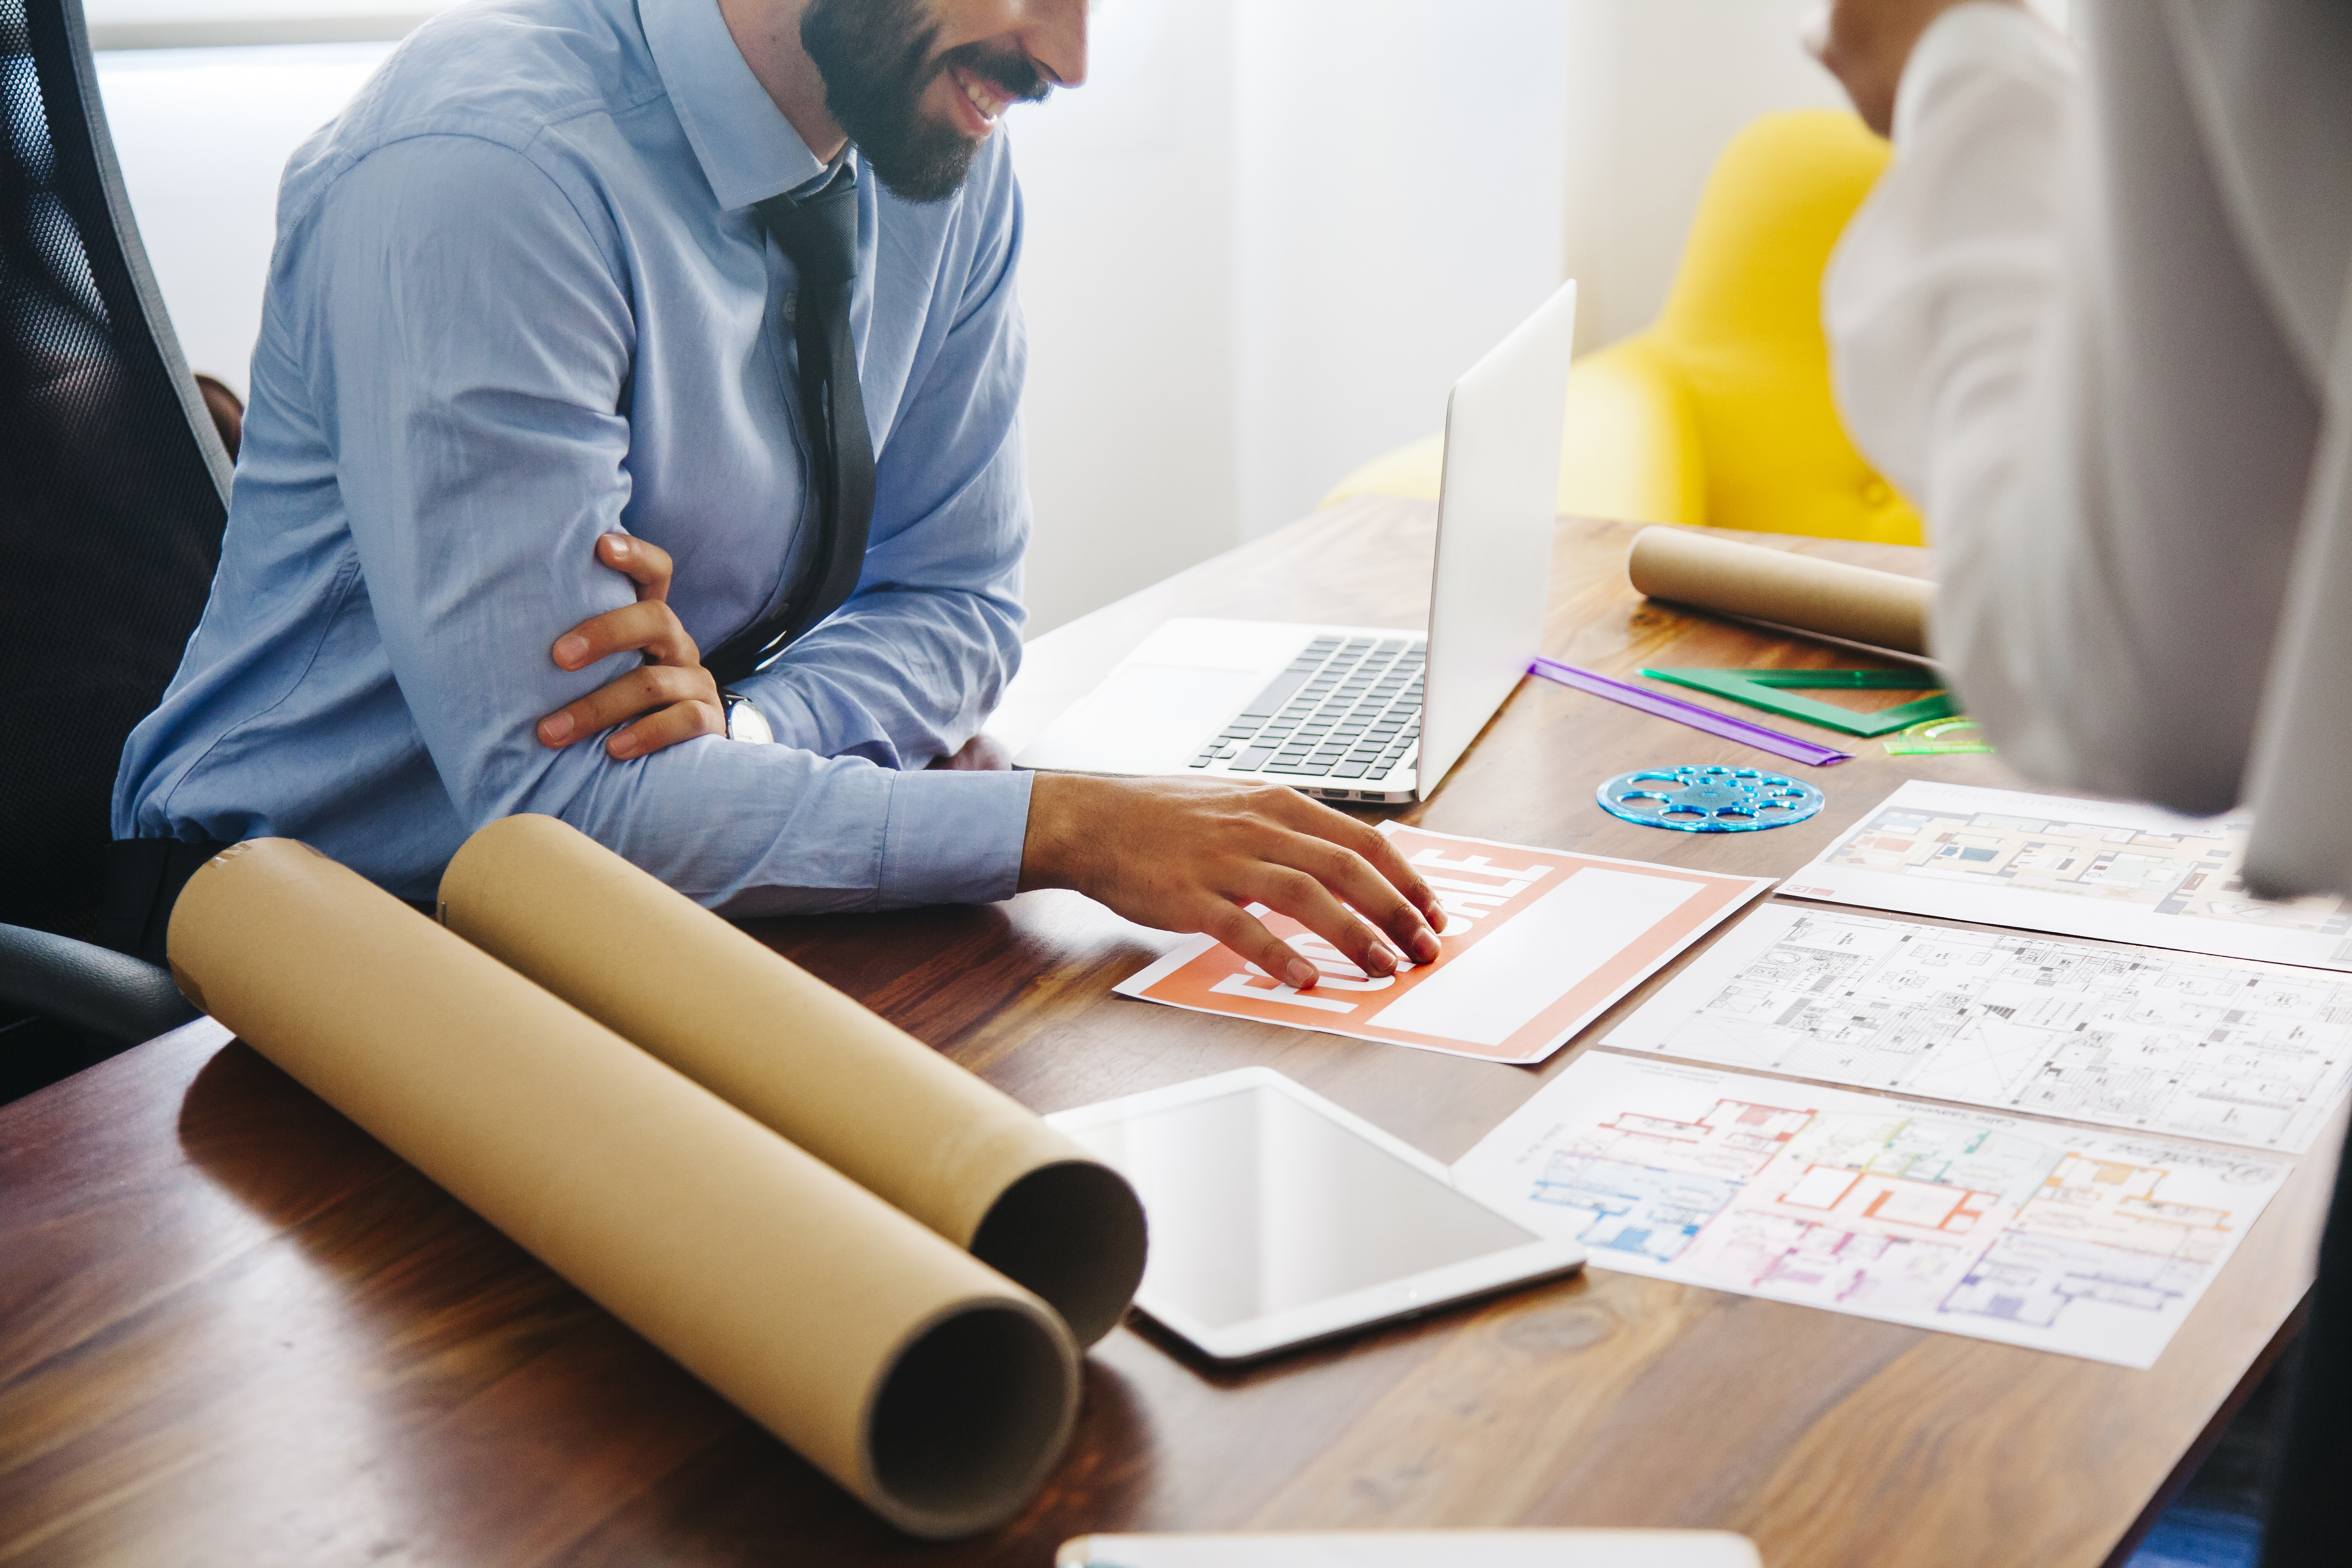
[0,0,231,1101]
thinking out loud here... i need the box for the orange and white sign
[1114,824,1774,1065]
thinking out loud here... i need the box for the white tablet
[1046,1068,1585,1363]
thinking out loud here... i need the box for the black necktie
[705,165,876,687]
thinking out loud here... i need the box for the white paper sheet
[1057,1532,1760,1568]
[1781,781,2352,970]
[1373,869,1701,1046]
[1452,1052,2292,1367]
[1607,905,2352,1153]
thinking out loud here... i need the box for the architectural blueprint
[1783,781,2352,970]
[1607,905,2352,1152]
[1452,1053,2291,1367]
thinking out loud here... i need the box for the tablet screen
[1065,1083,1541,1330]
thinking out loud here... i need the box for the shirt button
[1862,478,1892,507]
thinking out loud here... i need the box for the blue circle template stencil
[1596,765,1825,833]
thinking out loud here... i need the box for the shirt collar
[642,0,854,209]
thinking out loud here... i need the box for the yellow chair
[1324,110,1924,546]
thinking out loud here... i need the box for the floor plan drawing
[1781,781,2352,970]
[1452,1053,2292,1366]
[1607,905,2352,1152]
[1529,1096,1805,1263]
[1942,1151,2238,1328]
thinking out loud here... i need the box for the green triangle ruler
[1639,667,1958,738]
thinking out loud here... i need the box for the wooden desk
[1,498,2329,1568]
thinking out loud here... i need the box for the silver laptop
[1014,281,1578,805]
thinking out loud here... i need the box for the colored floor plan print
[1783,781,2352,970]
[1607,905,2352,1152]
[1452,1053,2290,1367]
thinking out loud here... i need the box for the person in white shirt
[1816,0,2352,897]
[1809,4,2350,1558]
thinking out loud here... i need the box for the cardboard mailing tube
[1627,525,1932,657]
[168,839,1078,1540]
[436,814,1149,1348]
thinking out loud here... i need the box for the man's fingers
[551,599,700,671]
[1015,775,1453,984]
[605,696,725,760]
[538,539,710,761]
[1245,865,1403,981]
[1198,902,1321,992]
[1259,791,1445,956]
[1344,816,1449,948]
[537,663,718,749]
[1287,834,1438,964]
[595,533,676,602]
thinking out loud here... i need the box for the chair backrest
[0,0,231,941]
[1640,108,1923,545]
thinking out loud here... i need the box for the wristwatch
[721,690,773,744]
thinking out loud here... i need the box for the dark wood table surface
[2,497,2331,1568]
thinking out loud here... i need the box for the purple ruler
[1528,656,1853,768]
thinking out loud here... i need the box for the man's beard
[799,0,1051,203]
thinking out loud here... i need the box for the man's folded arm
[735,150,1031,767]
[737,428,1029,767]
[298,134,1030,911]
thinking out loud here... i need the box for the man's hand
[1020,774,1447,990]
[537,534,725,760]
[1807,0,2019,137]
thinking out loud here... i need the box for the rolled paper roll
[169,838,1078,1540]
[437,813,1149,1348]
[1626,524,1932,657]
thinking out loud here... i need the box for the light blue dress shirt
[115,0,1037,913]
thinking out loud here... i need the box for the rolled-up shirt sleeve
[297,133,1031,913]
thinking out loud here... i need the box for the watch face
[725,695,774,745]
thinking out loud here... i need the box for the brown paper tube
[1626,524,1932,656]
[436,814,1148,1348]
[168,839,1077,1540]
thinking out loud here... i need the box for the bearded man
[111,0,1444,985]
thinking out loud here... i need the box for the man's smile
[800,0,1070,199]
[946,63,1011,133]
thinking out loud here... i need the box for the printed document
[1453,1052,2291,1367]
[1114,825,1772,1065]
[1782,781,2352,969]
[1608,905,2352,1153]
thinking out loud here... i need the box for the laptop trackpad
[1018,663,1264,776]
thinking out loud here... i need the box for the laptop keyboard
[1187,634,1425,781]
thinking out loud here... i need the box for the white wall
[97,43,395,401]
[96,1,1863,635]
[85,0,452,49]
[1562,0,1847,351]
[1230,0,1568,541]
[1019,0,1573,615]
[1003,0,1238,642]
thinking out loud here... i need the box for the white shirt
[1824,0,2352,897]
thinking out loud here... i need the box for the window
[85,1,458,51]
